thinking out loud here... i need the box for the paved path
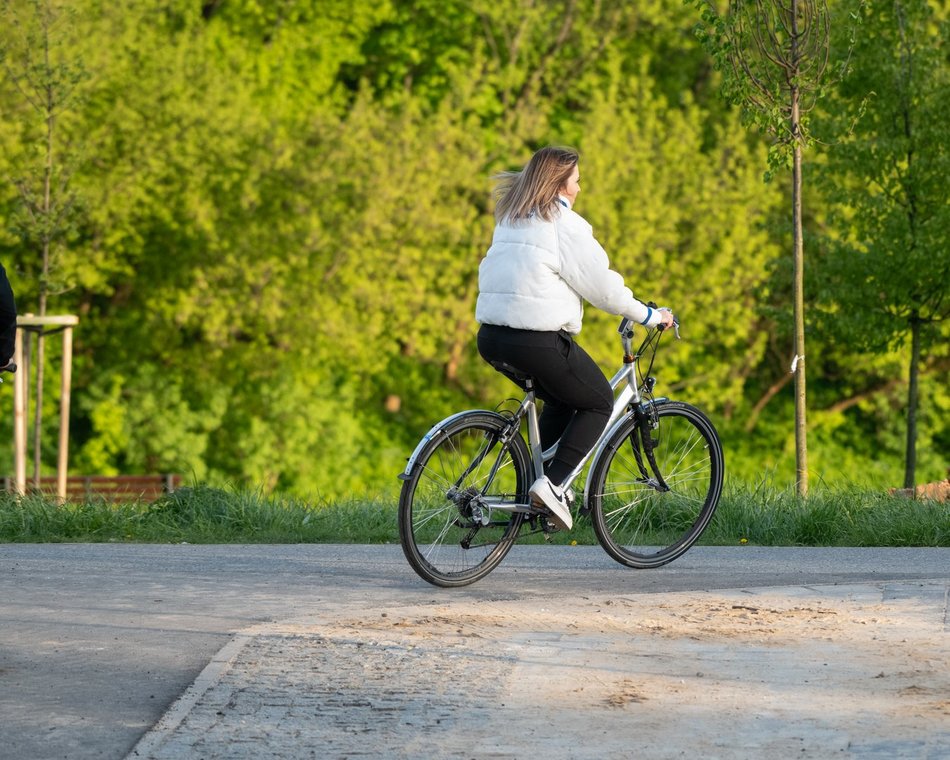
[1,544,948,759]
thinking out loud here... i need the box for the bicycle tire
[398,411,530,587]
[588,401,724,569]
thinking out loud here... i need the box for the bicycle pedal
[540,515,561,534]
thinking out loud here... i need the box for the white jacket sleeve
[555,212,662,327]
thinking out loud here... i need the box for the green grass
[0,485,396,544]
[706,483,949,548]
[0,482,947,547]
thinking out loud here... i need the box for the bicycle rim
[590,402,723,568]
[398,412,529,587]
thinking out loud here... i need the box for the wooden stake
[13,327,26,495]
[57,326,73,502]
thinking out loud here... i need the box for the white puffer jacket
[475,198,662,334]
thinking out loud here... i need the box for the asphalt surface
[1,544,948,759]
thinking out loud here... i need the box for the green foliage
[813,0,949,346]
[808,0,950,485]
[0,0,945,500]
[577,73,781,412]
[690,0,857,179]
[0,0,88,302]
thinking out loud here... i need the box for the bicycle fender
[398,410,505,480]
[582,397,670,504]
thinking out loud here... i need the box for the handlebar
[618,305,679,372]
[617,309,679,340]
[617,307,677,398]
[661,316,681,340]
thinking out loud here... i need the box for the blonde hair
[493,146,579,223]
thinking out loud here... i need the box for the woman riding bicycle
[475,146,675,532]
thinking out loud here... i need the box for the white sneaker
[529,476,573,531]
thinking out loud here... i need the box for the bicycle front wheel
[589,401,724,569]
[398,411,530,587]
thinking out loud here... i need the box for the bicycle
[397,314,724,587]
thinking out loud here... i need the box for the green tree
[814,0,949,489]
[65,1,383,495]
[576,54,782,418]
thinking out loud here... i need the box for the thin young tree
[0,0,84,485]
[692,0,852,496]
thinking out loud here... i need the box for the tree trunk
[895,3,919,492]
[903,313,920,490]
[789,0,808,497]
[32,333,45,488]
[33,18,54,487]
[791,101,808,497]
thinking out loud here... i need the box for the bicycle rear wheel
[589,401,723,568]
[398,411,530,587]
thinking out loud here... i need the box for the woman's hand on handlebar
[656,308,676,330]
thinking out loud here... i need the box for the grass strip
[0,482,946,547]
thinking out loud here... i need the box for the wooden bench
[3,474,182,503]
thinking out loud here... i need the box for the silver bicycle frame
[524,361,641,491]
[399,362,643,488]
[399,320,675,512]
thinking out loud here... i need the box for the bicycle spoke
[590,403,723,568]
[399,413,529,587]
[423,516,463,564]
[605,500,653,539]
[662,434,707,479]
[412,502,456,531]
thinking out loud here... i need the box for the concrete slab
[1,544,948,759]
[127,580,950,759]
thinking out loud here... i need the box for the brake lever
[654,307,680,339]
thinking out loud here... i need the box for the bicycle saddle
[489,360,534,390]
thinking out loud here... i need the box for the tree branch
[744,371,793,432]
[819,357,950,418]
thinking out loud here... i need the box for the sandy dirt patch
[136,581,949,759]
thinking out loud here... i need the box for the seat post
[524,384,544,479]
[488,360,543,479]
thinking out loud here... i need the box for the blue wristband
[640,307,653,326]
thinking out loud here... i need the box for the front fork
[631,400,670,492]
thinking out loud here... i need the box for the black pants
[0,262,16,365]
[477,324,613,485]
